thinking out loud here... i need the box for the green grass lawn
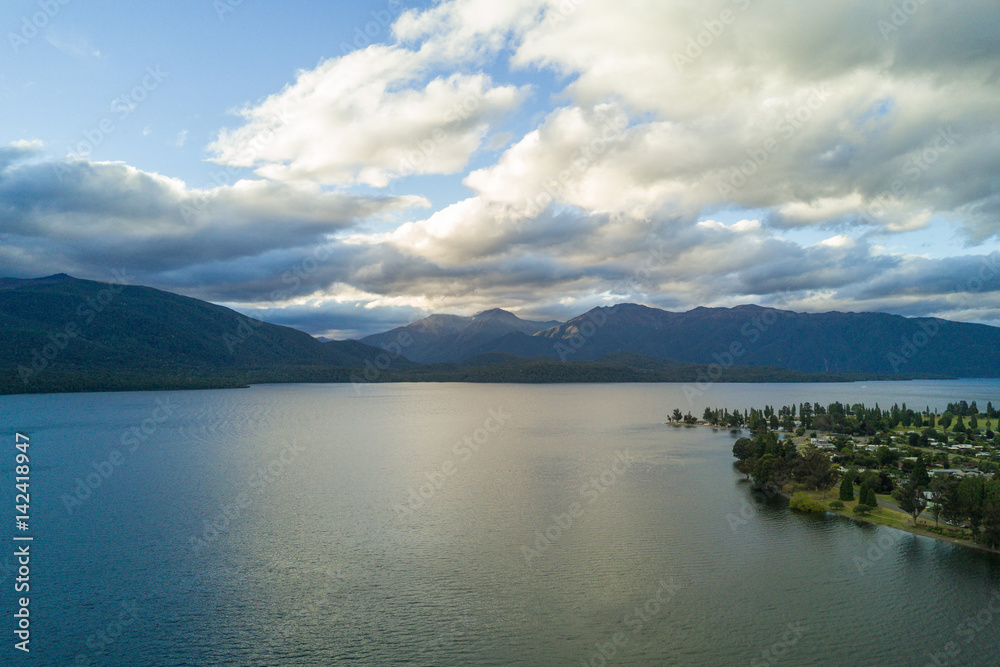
[788,485,977,545]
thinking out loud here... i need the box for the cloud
[46,29,101,59]
[0,147,426,286]
[207,45,526,187]
[505,0,1000,238]
[394,0,545,60]
[0,140,43,169]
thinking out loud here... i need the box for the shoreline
[682,421,1000,555]
[2,373,972,398]
[833,506,998,554]
[731,471,998,555]
[788,479,1000,555]
[778,486,1000,555]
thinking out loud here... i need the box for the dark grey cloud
[0,140,43,170]
[845,253,1000,302]
[0,151,424,286]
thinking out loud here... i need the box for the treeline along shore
[668,400,1000,551]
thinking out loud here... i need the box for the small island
[669,401,1000,552]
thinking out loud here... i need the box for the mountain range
[2,274,997,394]
[362,302,1000,377]
[360,309,560,363]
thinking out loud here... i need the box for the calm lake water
[2,380,1000,665]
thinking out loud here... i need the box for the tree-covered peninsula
[670,400,1000,551]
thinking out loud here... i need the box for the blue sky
[3,1,429,184]
[2,0,999,338]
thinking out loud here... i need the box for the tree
[958,477,986,538]
[935,475,964,526]
[982,480,1000,549]
[953,414,966,433]
[863,485,878,508]
[748,410,767,433]
[795,447,838,494]
[752,454,776,491]
[839,475,854,502]
[897,482,927,525]
[754,431,781,459]
[671,408,683,422]
[875,471,895,495]
[799,403,813,429]
[732,437,753,462]
[911,453,931,488]
[859,483,874,509]
[735,458,754,480]
[928,475,948,527]
[876,445,897,466]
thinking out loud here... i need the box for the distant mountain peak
[423,313,465,321]
[409,313,469,336]
[473,307,516,319]
[0,273,77,291]
[603,302,658,313]
[729,303,775,312]
[472,308,532,324]
[360,308,562,363]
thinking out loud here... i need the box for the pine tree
[864,486,877,508]
[840,475,854,501]
[911,453,931,488]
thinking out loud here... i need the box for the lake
[2,380,1000,665]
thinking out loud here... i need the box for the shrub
[853,504,874,515]
[829,500,844,509]
[789,493,826,513]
